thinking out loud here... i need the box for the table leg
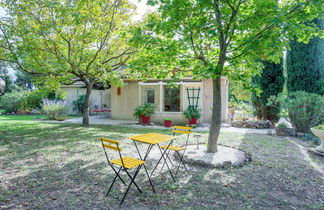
[150,140,173,177]
[157,143,175,182]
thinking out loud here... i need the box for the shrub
[0,90,27,113]
[23,89,66,111]
[313,124,324,130]
[269,91,324,133]
[72,94,85,114]
[41,99,66,120]
[251,59,285,123]
[183,107,201,120]
[276,122,288,129]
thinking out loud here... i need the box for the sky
[130,0,150,21]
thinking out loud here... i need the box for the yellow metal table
[129,133,177,182]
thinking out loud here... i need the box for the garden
[0,0,323,209]
[0,115,323,209]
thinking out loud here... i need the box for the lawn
[0,115,323,209]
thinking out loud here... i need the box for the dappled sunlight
[1,117,324,209]
[287,138,324,180]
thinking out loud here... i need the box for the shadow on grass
[1,121,323,209]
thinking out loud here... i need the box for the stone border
[173,144,252,169]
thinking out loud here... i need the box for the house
[61,77,229,125]
[61,81,111,115]
[111,77,228,124]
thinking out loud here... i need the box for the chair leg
[166,149,174,166]
[157,145,176,182]
[160,149,173,172]
[105,167,122,197]
[110,165,126,185]
[175,151,188,176]
[124,168,142,193]
[120,165,142,205]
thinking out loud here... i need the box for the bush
[72,94,85,114]
[269,91,324,133]
[41,99,66,120]
[0,90,27,113]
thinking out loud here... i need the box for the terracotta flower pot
[140,115,151,125]
[311,128,324,153]
[189,118,197,125]
[164,120,172,127]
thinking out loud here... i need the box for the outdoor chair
[100,137,155,205]
[160,126,192,176]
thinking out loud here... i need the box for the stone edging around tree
[173,144,252,169]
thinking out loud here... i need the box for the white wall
[61,87,111,115]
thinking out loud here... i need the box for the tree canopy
[0,0,137,124]
[130,0,323,152]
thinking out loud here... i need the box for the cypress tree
[286,18,324,95]
[251,59,285,123]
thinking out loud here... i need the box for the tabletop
[129,133,176,145]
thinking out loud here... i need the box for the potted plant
[133,103,155,125]
[183,107,201,125]
[164,118,173,127]
[311,124,324,153]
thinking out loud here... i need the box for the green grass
[0,115,323,209]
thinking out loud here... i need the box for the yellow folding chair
[160,126,192,176]
[100,137,155,205]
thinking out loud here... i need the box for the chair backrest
[172,126,192,148]
[100,137,125,167]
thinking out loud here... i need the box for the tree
[251,59,285,123]
[130,0,322,152]
[286,18,324,95]
[15,71,34,91]
[0,0,136,124]
[0,61,18,94]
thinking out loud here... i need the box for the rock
[275,127,297,137]
[232,120,272,129]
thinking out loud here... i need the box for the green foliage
[41,99,66,120]
[164,118,173,121]
[133,103,155,118]
[0,62,20,95]
[0,0,136,124]
[72,95,85,114]
[313,124,324,130]
[24,89,64,110]
[269,91,324,133]
[286,18,324,95]
[251,60,285,123]
[0,90,27,113]
[276,123,288,129]
[15,71,34,91]
[183,107,201,120]
[229,81,251,103]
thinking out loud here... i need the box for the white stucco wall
[61,87,111,115]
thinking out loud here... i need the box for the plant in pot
[164,118,173,127]
[183,107,201,125]
[311,124,324,153]
[133,103,155,125]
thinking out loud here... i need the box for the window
[144,88,155,104]
[164,86,180,112]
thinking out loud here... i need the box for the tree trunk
[207,76,222,153]
[82,84,93,125]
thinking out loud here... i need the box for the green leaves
[0,0,136,88]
